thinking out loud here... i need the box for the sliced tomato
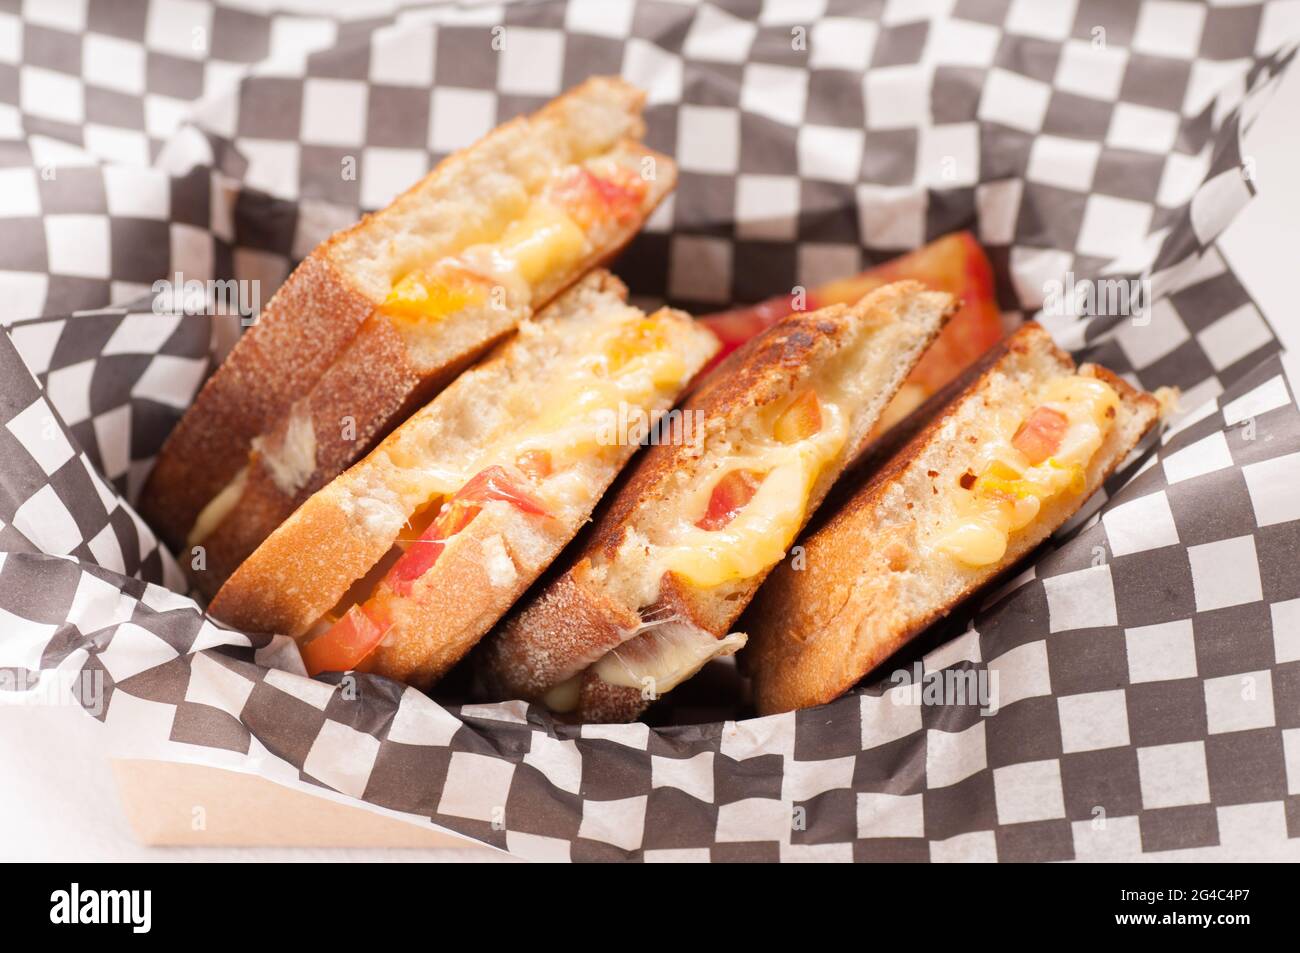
[697,231,1003,404]
[864,231,1004,397]
[551,165,648,229]
[303,604,389,677]
[384,465,548,597]
[306,466,553,674]
[586,167,647,219]
[457,464,549,515]
[516,450,553,481]
[774,390,823,443]
[384,506,467,597]
[394,502,440,550]
[696,469,765,531]
[1012,406,1069,464]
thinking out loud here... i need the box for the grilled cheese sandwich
[207,271,718,689]
[931,374,1120,567]
[141,78,673,598]
[478,280,957,722]
[742,322,1162,716]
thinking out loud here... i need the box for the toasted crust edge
[206,270,632,636]
[189,143,677,597]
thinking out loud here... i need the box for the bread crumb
[482,534,518,588]
[883,540,910,572]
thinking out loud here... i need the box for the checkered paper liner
[2,0,1300,862]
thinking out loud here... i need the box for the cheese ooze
[328,308,696,628]
[184,157,647,547]
[591,624,747,695]
[932,374,1120,568]
[651,401,847,589]
[551,394,845,711]
[380,158,641,325]
[187,465,248,548]
[544,623,747,714]
[399,312,692,508]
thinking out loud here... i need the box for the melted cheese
[542,621,748,713]
[495,203,588,286]
[403,309,692,509]
[381,166,601,326]
[932,375,1119,567]
[187,406,315,548]
[591,623,747,694]
[187,465,248,548]
[543,674,583,713]
[647,402,847,589]
[183,158,637,547]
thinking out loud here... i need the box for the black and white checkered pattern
[2,1,1299,861]
[0,326,184,587]
[7,300,213,504]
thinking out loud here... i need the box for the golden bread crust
[139,253,374,554]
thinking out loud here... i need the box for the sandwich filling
[651,390,846,589]
[543,618,748,713]
[299,305,698,677]
[186,155,652,553]
[543,387,846,712]
[930,373,1120,567]
[383,155,650,326]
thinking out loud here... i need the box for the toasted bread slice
[478,281,957,721]
[208,271,719,689]
[743,322,1161,715]
[141,77,674,596]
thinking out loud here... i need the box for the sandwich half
[207,271,718,688]
[478,280,956,721]
[141,77,673,597]
[743,322,1161,715]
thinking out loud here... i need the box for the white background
[2,54,1298,865]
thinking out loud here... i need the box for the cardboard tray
[112,758,486,850]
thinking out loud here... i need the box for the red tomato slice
[697,231,1003,402]
[697,294,816,375]
[1012,406,1069,464]
[696,469,765,531]
[552,166,648,229]
[774,390,822,442]
[587,168,647,219]
[866,231,1004,397]
[515,449,553,481]
[457,465,549,515]
[384,466,548,597]
[305,466,551,674]
[302,604,389,677]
